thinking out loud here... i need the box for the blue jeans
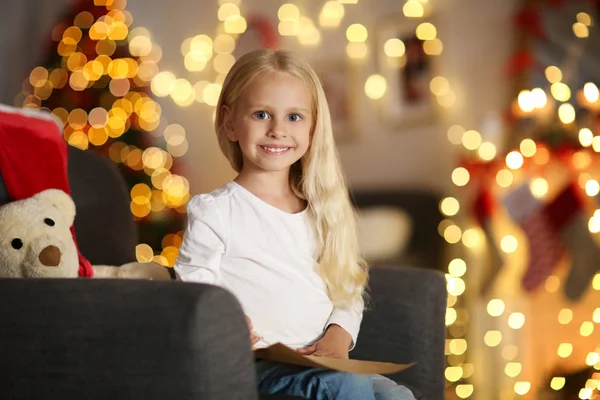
[256,360,416,400]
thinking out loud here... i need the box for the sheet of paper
[254,343,415,375]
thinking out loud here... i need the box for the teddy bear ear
[33,189,76,226]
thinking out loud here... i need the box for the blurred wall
[0,0,519,194]
[128,0,519,194]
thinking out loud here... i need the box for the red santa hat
[0,104,93,277]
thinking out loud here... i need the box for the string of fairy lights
[440,8,600,400]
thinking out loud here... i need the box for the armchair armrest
[351,266,447,400]
[0,278,258,400]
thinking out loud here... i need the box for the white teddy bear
[0,189,79,278]
[0,189,172,280]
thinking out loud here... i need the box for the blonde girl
[175,49,415,400]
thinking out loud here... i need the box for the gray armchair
[0,146,447,399]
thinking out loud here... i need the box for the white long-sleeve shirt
[174,181,363,350]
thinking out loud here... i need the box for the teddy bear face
[0,190,78,278]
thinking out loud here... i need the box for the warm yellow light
[383,38,405,58]
[484,330,502,347]
[444,225,462,245]
[577,12,592,26]
[445,307,457,325]
[505,362,522,378]
[455,384,474,399]
[589,215,600,233]
[416,22,437,40]
[593,137,600,153]
[514,382,531,395]
[184,52,207,72]
[151,71,176,97]
[452,167,470,186]
[135,243,154,262]
[487,299,505,317]
[423,38,443,55]
[586,352,600,366]
[462,228,480,248]
[508,312,526,329]
[580,321,594,337]
[579,128,594,147]
[531,178,549,198]
[558,308,573,324]
[445,366,463,382]
[346,42,368,59]
[430,76,449,96]
[500,235,518,253]
[545,67,562,85]
[520,138,537,157]
[550,377,566,391]
[573,22,590,38]
[449,339,467,355]
[558,103,576,124]
[297,18,321,46]
[218,3,240,21]
[346,23,368,42]
[214,34,236,54]
[364,74,387,99]
[593,307,600,323]
[478,142,497,161]
[496,169,514,188]
[584,82,599,103]
[447,294,458,308]
[518,90,535,112]
[319,1,345,28]
[278,20,300,36]
[447,125,464,145]
[557,343,573,358]
[506,151,524,169]
[462,130,482,150]
[531,87,547,108]
[551,82,571,101]
[586,180,600,196]
[448,259,467,277]
[594,273,600,290]
[278,3,300,21]
[437,90,456,108]
[169,79,194,106]
[446,276,466,296]
[403,0,424,17]
[440,197,460,216]
[213,53,236,74]
[203,83,223,106]
[224,15,247,34]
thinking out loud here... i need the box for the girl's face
[224,70,313,176]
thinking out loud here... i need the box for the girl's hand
[246,316,260,345]
[296,324,352,359]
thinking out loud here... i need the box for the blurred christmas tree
[16,0,188,267]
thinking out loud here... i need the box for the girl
[175,49,415,400]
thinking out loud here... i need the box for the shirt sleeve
[326,298,364,351]
[174,195,226,285]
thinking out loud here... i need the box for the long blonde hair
[215,49,368,308]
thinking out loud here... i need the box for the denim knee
[316,371,374,399]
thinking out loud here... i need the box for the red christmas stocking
[502,182,565,292]
[544,182,600,301]
[0,105,93,277]
[473,186,504,295]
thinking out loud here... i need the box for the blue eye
[287,113,302,122]
[254,111,270,120]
